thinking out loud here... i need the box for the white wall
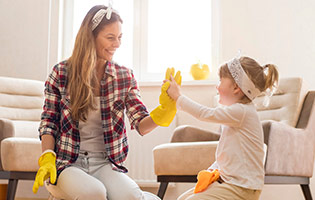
[219,0,315,89]
[0,0,60,81]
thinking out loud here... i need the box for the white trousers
[46,151,160,200]
[177,181,261,200]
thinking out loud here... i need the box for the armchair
[262,90,315,200]
[153,77,314,199]
[0,76,44,200]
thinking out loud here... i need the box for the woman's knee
[108,186,143,200]
[52,167,108,200]
[75,188,107,200]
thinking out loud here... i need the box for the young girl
[166,56,279,200]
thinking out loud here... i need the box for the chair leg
[301,184,313,200]
[7,179,18,200]
[157,182,169,200]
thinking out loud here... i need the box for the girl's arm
[167,75,245,127]
[176,95,244,127]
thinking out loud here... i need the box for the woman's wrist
[41,149,56,157]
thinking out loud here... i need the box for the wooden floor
[0,184,47,200]
[16,198,47,200]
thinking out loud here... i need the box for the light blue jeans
[46,151,160,200]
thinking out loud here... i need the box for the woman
[32,5,180,200]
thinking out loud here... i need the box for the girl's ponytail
[263,64,279,91]
[237,57,279,104]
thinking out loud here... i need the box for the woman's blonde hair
[67,5,122,121]
[219,56,279,104]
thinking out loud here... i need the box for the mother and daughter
[32,3,278,200]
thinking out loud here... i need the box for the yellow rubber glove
[150,68,182,127]
[32,151,57,194]
[194,169,220,193]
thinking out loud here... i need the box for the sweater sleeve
[208,161,219,170]
[176,95,246,127]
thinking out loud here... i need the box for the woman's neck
[96,59,107,70]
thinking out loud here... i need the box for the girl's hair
[67,5,123,121]
[219,56,279,104]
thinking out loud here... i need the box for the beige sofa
[0,76,44,200]
[153,77,314,199]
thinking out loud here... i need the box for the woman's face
[95,21,122,62]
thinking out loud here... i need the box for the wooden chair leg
[157,182,169,199]
[7,179,18,200]
[301,184,313,200]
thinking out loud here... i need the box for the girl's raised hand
[167,74,181,101]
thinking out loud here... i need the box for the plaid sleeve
[38,65,61,140]
[124,71,149,132]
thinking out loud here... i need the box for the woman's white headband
[91,1,114,31]
[227,58,261,100]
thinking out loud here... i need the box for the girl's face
[216,77,240,106]
[95,21,122,62]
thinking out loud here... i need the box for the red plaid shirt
[39,60,149,175]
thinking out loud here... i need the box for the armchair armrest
[264,121,314,177]
[153,141,217,176]
[171,125,220,142]
[1,137,41,171]
[0,118,15,141]
[0,118,15,170]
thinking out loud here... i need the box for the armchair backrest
[253,77,308,127]
[0,76,44,138]
[296,91,315,129]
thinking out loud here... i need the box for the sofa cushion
[0,76,44,97]
[1,137,41,171]
[0,76,44,122]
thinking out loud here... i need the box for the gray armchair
[262,91,315,200]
